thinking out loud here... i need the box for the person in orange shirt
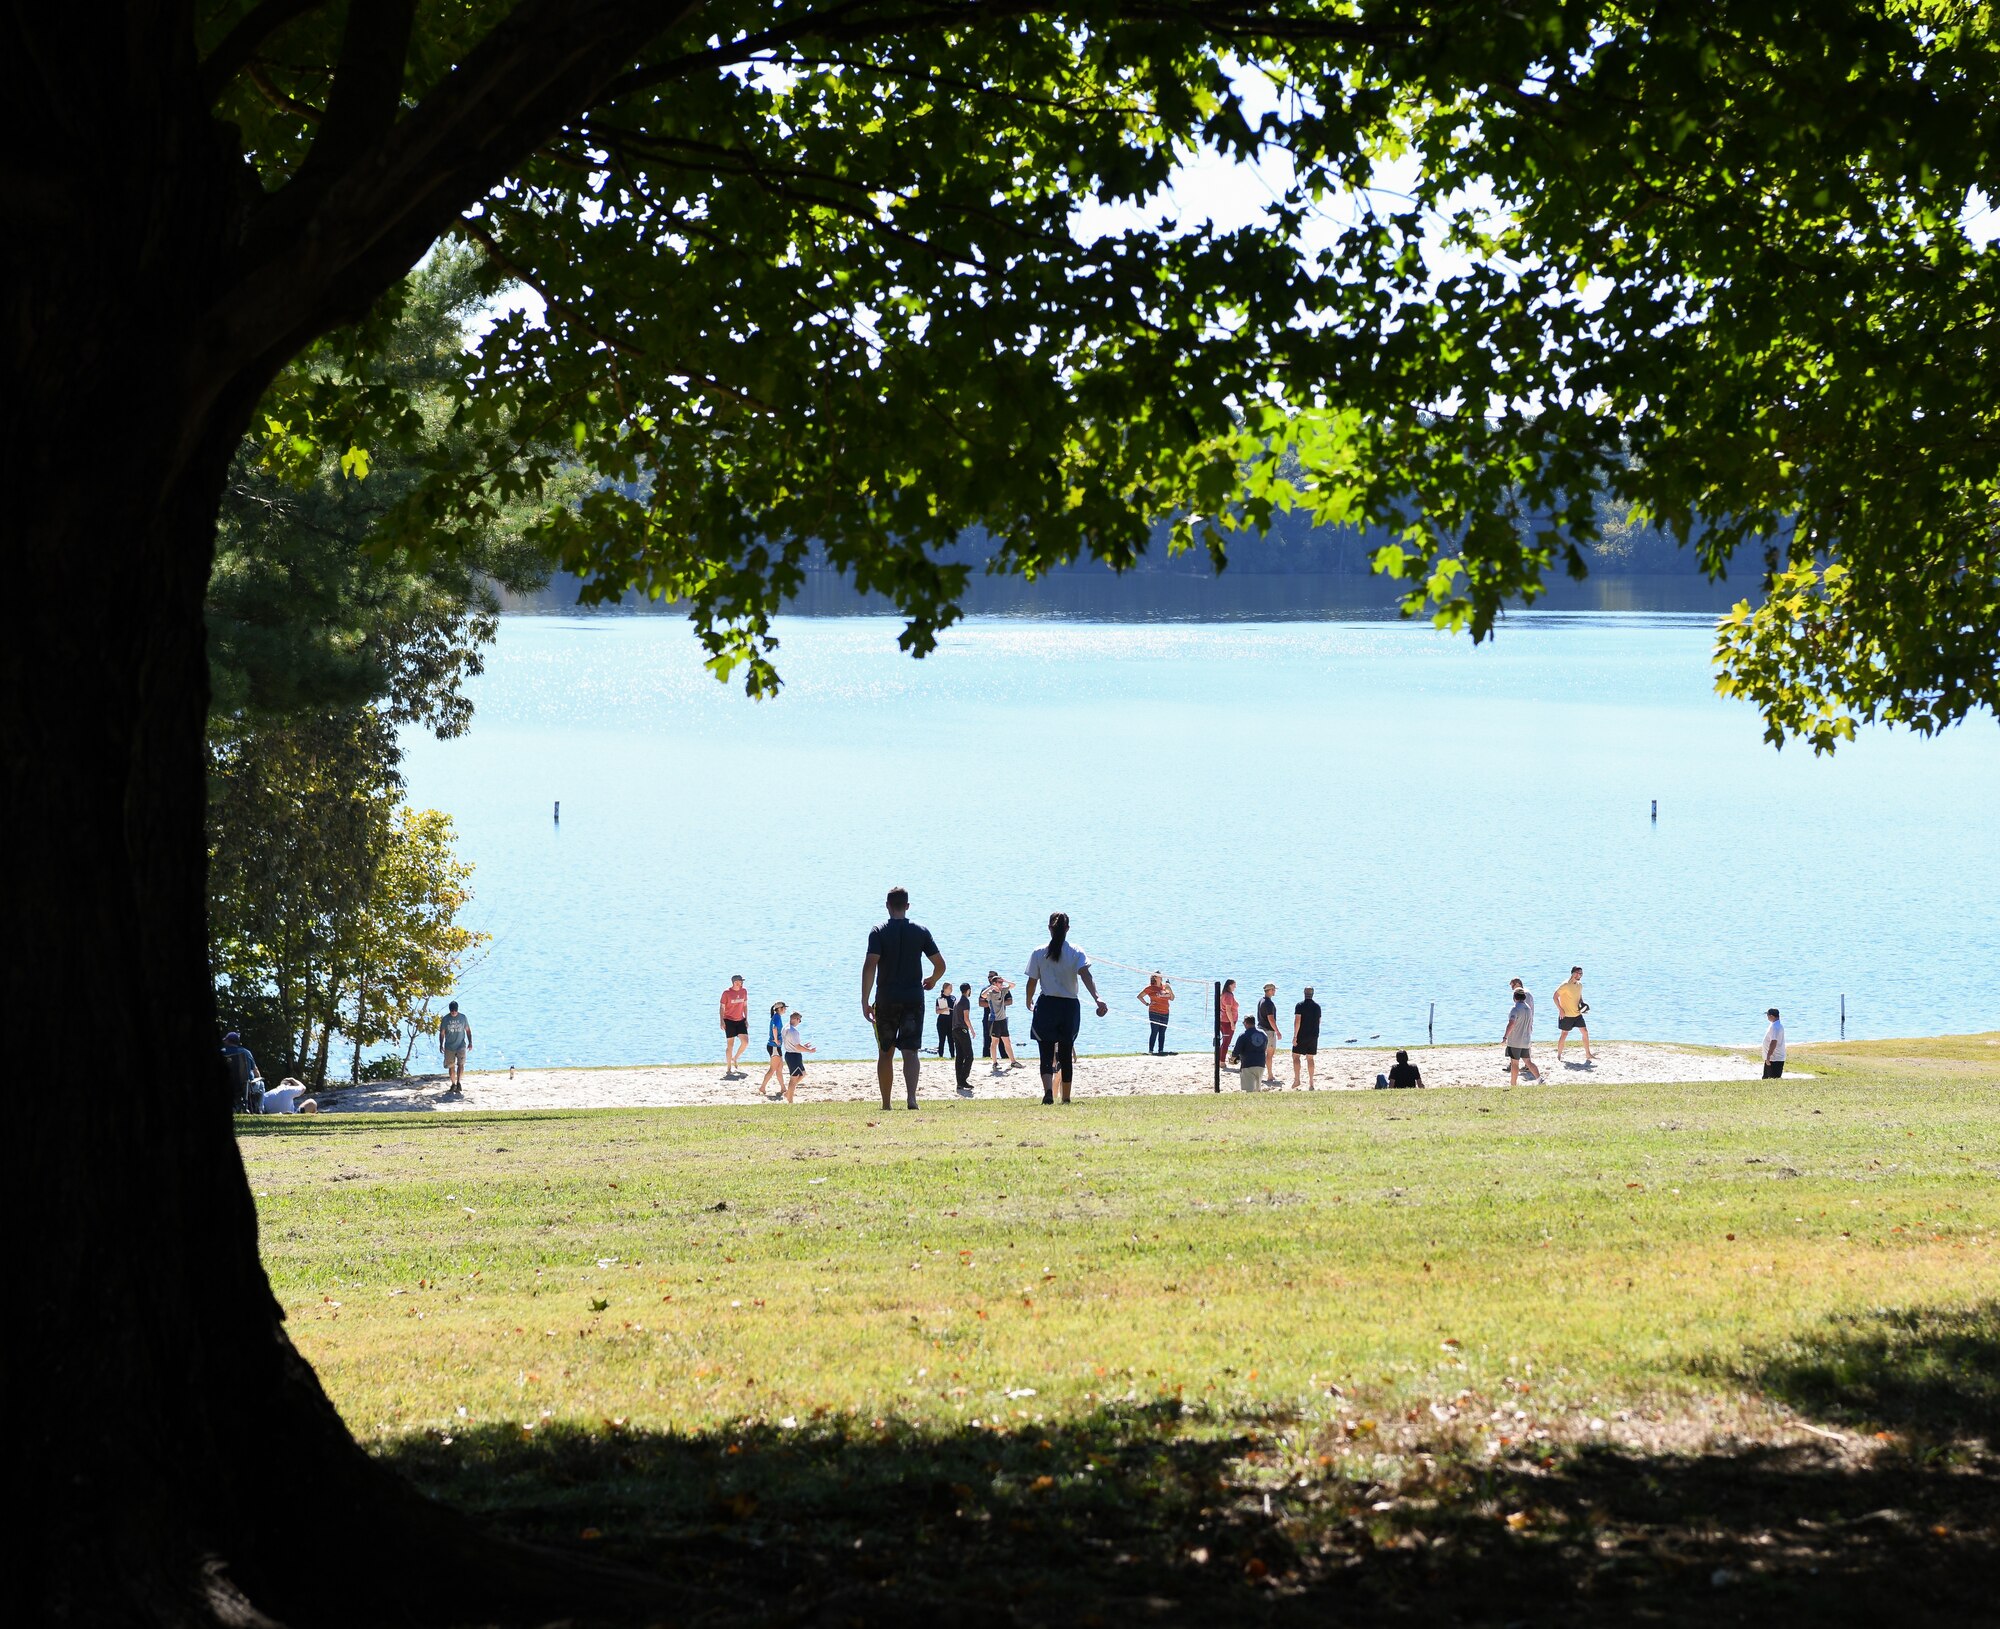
[1137,973,1175,1054]
[718,975,750,1079]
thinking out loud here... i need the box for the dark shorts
[1559,1015,1588,1032]
[1762,1060,1785,1079]
[723,1018,748,1039]
[873,999,924,1052]
[767,1040,780,1055]
[989,1018,1009,1038]
[1295,1038,1319,1057]
[786,1051,805,1078]
[1506,1045,1532,1060]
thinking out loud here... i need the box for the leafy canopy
[199,1,2000,743]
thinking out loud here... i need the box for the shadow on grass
[377,1371,1998,1628]
[1742,1299,2000,1442]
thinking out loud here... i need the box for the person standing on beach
[1025,912,1109,1105]
[438,1001,472,1094]
[1216,979,1239,1068]
[1230,1015,1270,1091]
[1503,987,1543,1085]
[1503,977,1535,1071]
[951,982,979,1096]
[757,1001,789,1097]
[934,985,955,1058]
[1257,984,1281,1086]
[1138,973,1174,1055]
[780,1010,815,1103]
[862,886,946,1110]
[1761,1008,1786,1078]
[1554,966,1594,1064]
[983,971,1020,1074]
[719,976,750,1079]
[1292,987,1321,1090]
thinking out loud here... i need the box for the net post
[1213,979,1221,1092]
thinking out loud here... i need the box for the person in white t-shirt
[781,1013,815,1103]
[1502,988,1543,1086]
[1023,912,1109,1106]
[1761,1008,1786,1079]
[983,972,1020,1074]
[260,1077,318,1114]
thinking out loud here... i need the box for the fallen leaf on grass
[587,1298,609,1312]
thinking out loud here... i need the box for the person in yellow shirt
[1553,965,1594,1064]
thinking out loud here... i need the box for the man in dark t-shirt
[1292,987,1322,1091]
[1256,985,1281,1086]
[862,886,946,1110]
[1388,1049,1424,1089]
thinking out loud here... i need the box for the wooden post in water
[1428,1001,1435,1045]
[554,800,560,823]
[1650,798,1658,822]
[1213,980,1222,1093]
[1841,994,1846,1038]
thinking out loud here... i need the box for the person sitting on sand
[780,1011,815,1103]
[260,1077,318,1114]
[1230,1015,1270,1092]
[1387,1050,1424,1089]
[1503,988,1543,1085]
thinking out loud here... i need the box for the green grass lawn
[245,1037,2000,1626]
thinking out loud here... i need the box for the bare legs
[876,1048,921,1108]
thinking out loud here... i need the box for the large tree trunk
[4,136,660,1629]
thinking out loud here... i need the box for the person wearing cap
[982,971,1020,1074]
[220,1031,262,1113]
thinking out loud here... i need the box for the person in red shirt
[1215,979,1239,1069]
[719,975,750,1079]
[1136,973,1175,1054]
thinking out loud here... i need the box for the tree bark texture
[0,9,676,1622]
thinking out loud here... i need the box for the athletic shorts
[766,1040,780,1055]
[1559,1015,1587,1032]
[1294,1042,1318,1057]
[723,1018,749,1039]
[989,1017,1009,1038]
[873,999,924,1052]
[1506,1045,1532,1060]
[785,1051,805,1078]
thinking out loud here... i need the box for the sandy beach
[317,1038,1786,1114]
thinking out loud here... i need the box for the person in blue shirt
[1228,1016,1269,1092]
[220,1032,262,1112]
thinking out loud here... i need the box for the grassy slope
[245,1037,2000,1626]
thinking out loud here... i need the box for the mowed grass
[244,1038,2000,1625]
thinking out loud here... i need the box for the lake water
[400,612,2000,1069]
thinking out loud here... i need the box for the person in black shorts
[862,886,946,1110]
[934,986,954,1058]
[1291,986,1321,1089]
[1257,984,1281,1086]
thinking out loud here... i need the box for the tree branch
[200,0,335,103]
[292,0,418,189]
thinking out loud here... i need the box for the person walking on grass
[1257,983,1281,1086]
[1025,912,1108,1105]
[1292,986,1321,1090]
[1503,986,1543,1085]
[1761,1008,1786,1078]
[983,971,1020,1075]
[1554,965,1595,1064]
[718,976,750,1079]
[757,1001,789,1097]
[862,886,946,1110]
[1230,1015,1270,1091]
[438,1001,472,1094]
[780,1010,815,1103]
[1502,977,1535,1071]
[935,984,955,1058]
[951,982,979,1096]
[1216,979,1239,1069]
[1138,973,1174,1055]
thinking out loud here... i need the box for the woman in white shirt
[1024,912,1108,1105]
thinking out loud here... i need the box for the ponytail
[1046,911,1070,964]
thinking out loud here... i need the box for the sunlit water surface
[398,614,2000,1068]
